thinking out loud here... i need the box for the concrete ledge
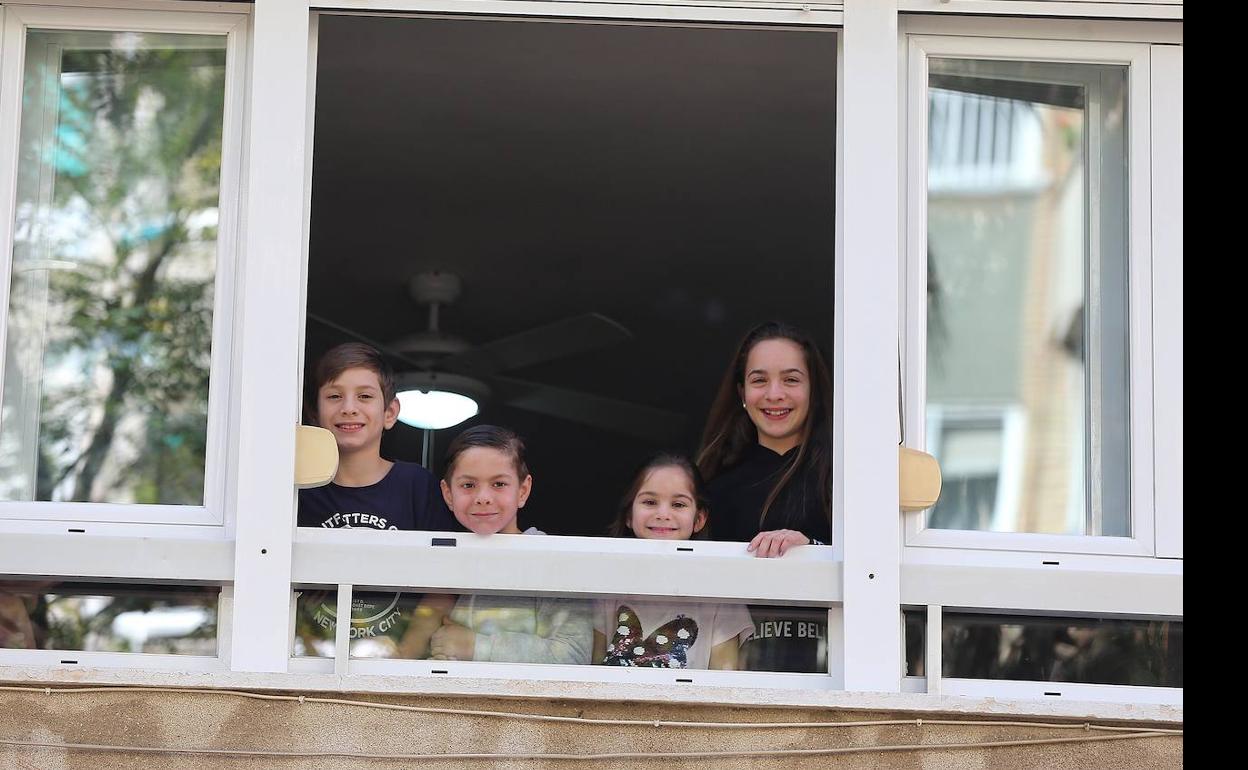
[0,664,1182,725]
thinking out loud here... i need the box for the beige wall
[0,687,1181,769]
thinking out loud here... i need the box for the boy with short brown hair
[297,342,453,531]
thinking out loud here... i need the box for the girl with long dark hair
[697,320,833,554]
[696,321,834,673]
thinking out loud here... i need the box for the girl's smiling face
[441,447,532,535]
[628,466,707,540]
[741,337,811,454]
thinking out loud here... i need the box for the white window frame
[269,3,859,689]
[894,14,1181,707]
[897,0,1182,20]
[900,20,1180,560]
[0,0,1182,720]
[1150,42,1180,560]
[909,603,1181,707]
[286,531,845,690]
[0,3,249,527]
[941,679,1181,706]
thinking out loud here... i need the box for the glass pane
[903,607,925,677]
[943,612,1181,687]
[294,588,828,673]
[925,58,1131,536]
[0,581,217,654]
[0,30,227,505]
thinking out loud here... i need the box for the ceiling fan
[308,271,686,443]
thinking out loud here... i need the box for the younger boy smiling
[297,342,454,531]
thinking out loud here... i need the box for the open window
[290,11,844,684]
[301,13,838,538]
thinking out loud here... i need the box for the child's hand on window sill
[747,529,811,558]
[430,616,476,661]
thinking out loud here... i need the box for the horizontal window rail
[939,678,1182,707]
[898,0,1182,21]
[293,529,842,605]
[900,562,1181,617]
[0,533,233,583]
[291,655,843,690]
[0,649,224,671]
[314,1,845,27]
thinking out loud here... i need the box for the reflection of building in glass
[925,63,1128,537]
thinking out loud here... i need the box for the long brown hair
[695,321,833,531]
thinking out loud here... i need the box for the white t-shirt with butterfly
[594,599,754,669]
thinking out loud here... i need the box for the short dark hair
[608,453,711,539]
[310,343,397,409]
[443,425,529,481]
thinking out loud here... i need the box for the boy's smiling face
[317,366,399,456]
[441,447,531,535]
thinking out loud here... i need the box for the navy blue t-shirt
[297,461,455,531]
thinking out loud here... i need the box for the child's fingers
[755,533,778,558]
[751,530,808,558]
[767,534,787,558]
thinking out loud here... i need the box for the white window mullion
[333,582,353,676]
[837,0,901,694]
[1151,44,1181,560]
[924,604,941,694]
[1125,41,1156,556]
[228,0,312,673]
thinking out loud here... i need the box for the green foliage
[17,37,227,504]
[2,586,217,654]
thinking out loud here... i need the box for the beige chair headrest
[900,446,942,512]
[295,425,338,489]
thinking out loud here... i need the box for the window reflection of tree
[0,584,216,654]
[17,44,225,504]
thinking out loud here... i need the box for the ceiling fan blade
[442,313,632,377]
[307,312,426,369]
[493,375,686,444]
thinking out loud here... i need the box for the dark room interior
[304,13,837,536]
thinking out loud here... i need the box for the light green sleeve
[472,597,593,665]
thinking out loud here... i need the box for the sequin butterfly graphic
[602,605,699,668]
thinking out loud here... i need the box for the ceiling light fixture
[394,372,489,430]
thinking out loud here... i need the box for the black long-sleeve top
[706,443,831,545]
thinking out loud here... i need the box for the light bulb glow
[395,389,479,430]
